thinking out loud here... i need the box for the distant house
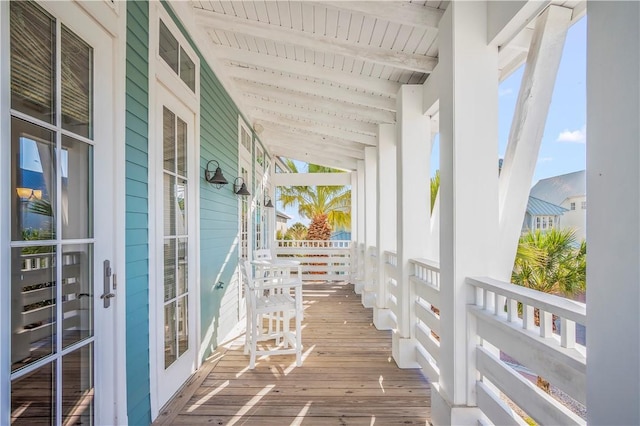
[522,196,568,233]
[331,230,352,240]
[276,210,292,235]
[530,170,586,241]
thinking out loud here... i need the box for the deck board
[154,281,431,425]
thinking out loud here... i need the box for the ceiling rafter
[196,10,437,73]
[252,115,377,146]
[270,144,360,170]
[214,45,402,97]
[236,80,395,124]
[314,1,444,31]
[245,97,379,135]
[231,69,396,112]
[261,128,368,157]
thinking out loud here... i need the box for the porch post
[354,160,365,294]
[374,124,396,329]
[436,2,499,424]
[586,2,640,424]
[393,85,430,368]
[362,147,378,307]
[350,170,358,283]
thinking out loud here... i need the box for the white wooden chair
[254,248,274,261]
[241,260,303,369]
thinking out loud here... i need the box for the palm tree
[285,222,308,240]
[512,228,586,392]
[278,161,351,241]
[430,170,440,213]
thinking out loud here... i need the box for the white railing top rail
[410,258,440,271]
[467,276,586,325]
[276,240,352,249]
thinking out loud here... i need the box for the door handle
[102,260,115,308]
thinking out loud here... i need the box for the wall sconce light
[233,177,251,196]
[205,160,228,189]
[16,187,43,200]
[264,194,274,208]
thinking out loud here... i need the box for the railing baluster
[540,310,553,338]
[561,318,576,348]
[507,298,518,322]
[523,304,534,330]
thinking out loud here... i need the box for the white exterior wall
[559,195,586,241]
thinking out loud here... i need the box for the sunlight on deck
[154,282,431,425]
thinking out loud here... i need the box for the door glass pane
[179,47,195,92]
[176,118,187,177]
[159,20,178,73]
[62,245,93,348]
[176,179,187,235]
[163,107,175,173]
[61,25,93,138]
[177,296,188,356]
[62,343,94,425]
[10,1,56,124]
[61,135,93,239]
[164,239,176,302]
[11,361,56,424]
[164,302,176,369]
[177,239,187,296]
[11,118,56,242]
[11,246,57,372]
[163,174,175,236]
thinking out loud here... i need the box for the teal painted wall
[161,2,242,360]
[125,1,151,425]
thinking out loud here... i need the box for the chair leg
[244,309,251,355]
[295,311,302,367]
[250,313,257,369]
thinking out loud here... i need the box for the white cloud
[499,87,513,97]
[557,125,586,143]
[538,157,553,163]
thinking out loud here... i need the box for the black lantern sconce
[233,177,251,196]
[264,194,274,208]
[205,160,228,189]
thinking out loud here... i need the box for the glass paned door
[7,2,115,424]
[157,97,195,408]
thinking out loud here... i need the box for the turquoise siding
[161,2,242,360]
[125,1,151,425]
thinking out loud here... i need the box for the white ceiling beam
[271,146,359,171]
[232,68,396,112]
[196,10,437,73]
[487,0,550,48]
[266,139,364,163]
[235,80,395,124]
[252,116,377,147]
[245,96,379,135]
[261,128,366,158]
[316,1,443,31]
[215,45,401,97]
[272,172,352,187]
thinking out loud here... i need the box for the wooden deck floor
[154,281,431,425]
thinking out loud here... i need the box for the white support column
[393,85,430,368]
[362,147,378,307]
[436,3,499,425]
[354,160,366,294]
[496,5,571,279]
[374,124,396,329]
[587,2,640,425]
[350,170,358,283]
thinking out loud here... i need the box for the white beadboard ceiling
[188,1,585,171]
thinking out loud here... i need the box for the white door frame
[0,1,126,424]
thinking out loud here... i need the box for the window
[570,202,576,210]
[581,201,587,210]
[240,125,252,154]
[536,217,541,229]
[256,146,264,168]
[159,20,195,92]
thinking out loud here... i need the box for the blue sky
[279,17,586,227]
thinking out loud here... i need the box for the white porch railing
[467,277,586,425]
[275,240,353,281]
[411,258,441,384]
[383,251,399,328]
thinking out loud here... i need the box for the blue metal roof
[526,196,568,216]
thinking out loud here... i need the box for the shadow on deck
[154,281,431,425]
